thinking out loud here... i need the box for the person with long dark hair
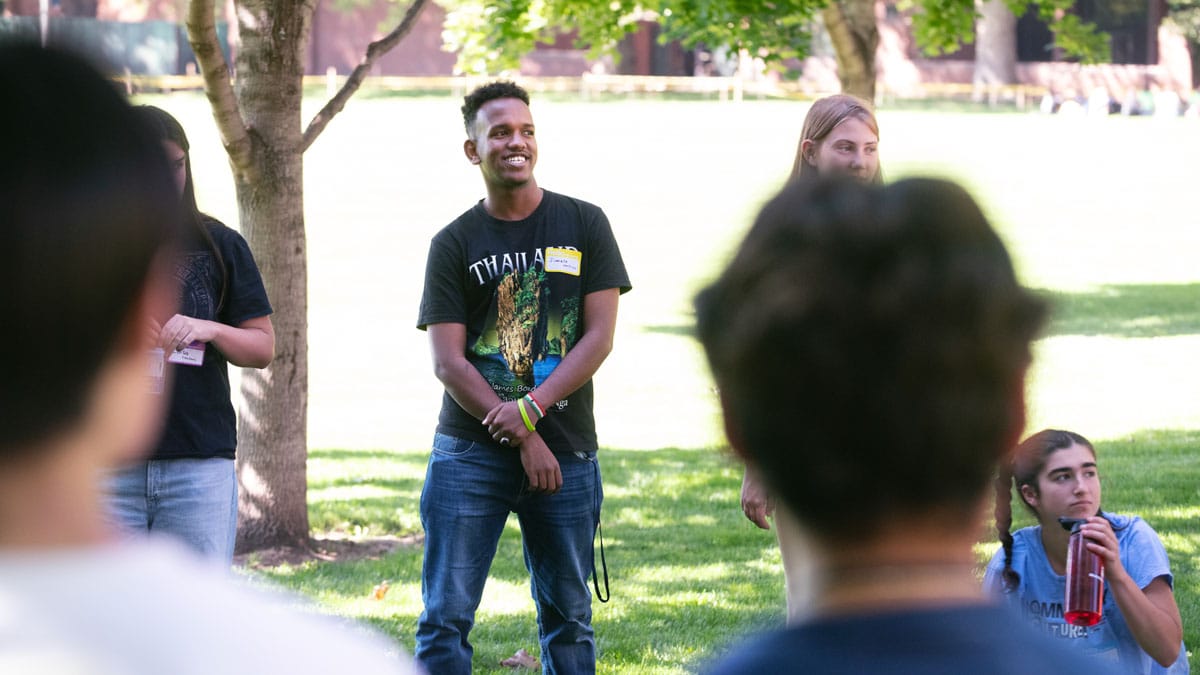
[105,105,275,566]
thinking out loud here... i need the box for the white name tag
[545,247,581,276]
[168,341,206,367]
[147,348,165,394]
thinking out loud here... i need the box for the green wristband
[518,397,536,432]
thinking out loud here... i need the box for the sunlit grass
[249,446,785,673]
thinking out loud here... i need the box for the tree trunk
[974,0,1018,97]
[230,0,312,553]
[821,0,879,100]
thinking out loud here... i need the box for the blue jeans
[105,457,238,566]
[416,433,602,675]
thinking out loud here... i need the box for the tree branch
[301,0,430,152]
[186,0,254,171]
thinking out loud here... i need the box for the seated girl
[986,429,1188,674]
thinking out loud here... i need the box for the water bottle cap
[1058,516,1086,534]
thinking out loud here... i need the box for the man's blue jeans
[416,433,602,675]
[105,457,238,566]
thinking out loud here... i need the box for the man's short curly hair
[695,177,1046,543]
[461,81,530,135]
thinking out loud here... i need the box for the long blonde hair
[790,94,882,184]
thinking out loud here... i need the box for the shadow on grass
[1039,283,1200,338]
[306,448,428,495]
[309,477,424,492]
[641,323,696,338]
[306,447,429,532]
[308,448,429,464]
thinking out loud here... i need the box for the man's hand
[483,399,532,447]
[519,433,562,494]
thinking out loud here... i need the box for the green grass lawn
[137,91,1200,671]
[281,445,783,674]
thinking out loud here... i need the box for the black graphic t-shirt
[418,190,631,453]
[153,217,273,460]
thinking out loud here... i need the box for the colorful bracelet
[525,393,545,418]
[518,397,537,432]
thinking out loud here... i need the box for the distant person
[741,92,881,622]
[986,429,1188,674]
[105,105,275,566]
[0,43,415,674]
[415,80,631,674]
[788,93,882,184]
[697,176,1122,674]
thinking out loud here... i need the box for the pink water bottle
[1060,517,1104,627]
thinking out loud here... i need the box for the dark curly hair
[461,80,530,136]
[695,177,1046,543]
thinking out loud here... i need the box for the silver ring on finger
[499,437,510,446]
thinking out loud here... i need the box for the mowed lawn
[137,91,1200,672]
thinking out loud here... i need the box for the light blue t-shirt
[984,512,1189,675]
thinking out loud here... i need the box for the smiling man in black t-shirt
[415,81,630,675]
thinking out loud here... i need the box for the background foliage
[438,0,1113,75]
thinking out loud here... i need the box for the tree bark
[974,0,1018,95]
[228,0,312,553]
[821,0,879,100]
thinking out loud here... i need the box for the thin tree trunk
[974,0,1018,100]
[229,0,312,553]
[822,0,879,100]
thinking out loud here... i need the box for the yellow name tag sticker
[545,247,582,276]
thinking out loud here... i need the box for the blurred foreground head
[0,44,179,462]
[695,177,1046,544]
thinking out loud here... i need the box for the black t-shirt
[153,217,273,460]
[418,190,631,453]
